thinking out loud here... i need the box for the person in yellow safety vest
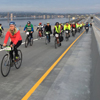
[76,23,79,29]
[54,22,61,34]
[77,23,81,32]
[64,22,71,37]
[54,22,62,46]
[82,22,84,27]
[79,23,82,28]
[0,24,4,35]
[80,23,83,30]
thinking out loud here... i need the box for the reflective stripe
[0,26,2,30]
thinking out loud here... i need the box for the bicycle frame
[55,34,59,44]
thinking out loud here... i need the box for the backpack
[60,35,64,42]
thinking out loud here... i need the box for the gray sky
[0,0,100,13]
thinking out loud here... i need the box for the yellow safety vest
[55,25,61,33]
[0,26,2,30]
[64,24,71,30]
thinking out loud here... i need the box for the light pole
[10,13,13,21]
[68,15,70,24]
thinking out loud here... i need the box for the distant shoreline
[0,17,67,21]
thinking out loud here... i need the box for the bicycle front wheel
[14,50,22,69]
[25,37,29,48]
[1,54,11,77]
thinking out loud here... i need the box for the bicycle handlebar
[0,44,3,49]
[0,44,14,51]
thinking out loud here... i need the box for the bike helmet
[47,22,50,24]
[39,22,42,25]
[27,21,31,24]
[9,21,16,26]
[55,22,59,25]
[73,22,75,24]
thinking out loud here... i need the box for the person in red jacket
[3,21,22,60]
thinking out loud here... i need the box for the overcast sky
[0,0,100,13]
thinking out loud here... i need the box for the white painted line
[0,49,4,52]
[34,39,38,41]
[0,37,45,52]
[22,42,25,45]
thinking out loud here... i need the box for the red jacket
[4,30,22,45]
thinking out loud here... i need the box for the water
[0,18,69,28]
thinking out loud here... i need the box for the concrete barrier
[90,26,100,100]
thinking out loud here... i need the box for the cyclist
[85,22,89,33]
[45,22,52,42]
[54,22,62,46]
[90,23,92,27]
[80,22,83,30]
[0,23,4,35]
[43,24,46,34]
[71,22,76,33]
[64,22,71,38]
[3,21,22,61]
[24,21,34,39]
[36,22,43,37]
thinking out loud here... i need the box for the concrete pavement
[29,23,92,100]
[0,18,93,100]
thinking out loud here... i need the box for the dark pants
[38,30,43,37]
[10,40,22,60]
[46,34,50,42]
[29,32,33,38]
[0,29,2,34]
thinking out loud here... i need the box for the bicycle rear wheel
[1,33,4,38]
[30,38,33,46]
[45,35,49,45]
[14,50,22,69]
[55,39,58,49]
[1,54,11,77]
[25,37,29,48]
[72,32,75,37]
[66,33,69,41]
[45,37,47,45]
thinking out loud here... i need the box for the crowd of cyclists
[1,20,91,58]
[0,20,92,76]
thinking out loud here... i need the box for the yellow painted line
[22,30,85,100]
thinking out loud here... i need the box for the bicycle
[72,28,76,37]
[78,27,81,33]
[25,32,33,48]
[0,44,22,77]
[65,30,69,41]
[85,27,89,33]
[54,33,61,49]
[0,32,4,38]
[45,32,50,45]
